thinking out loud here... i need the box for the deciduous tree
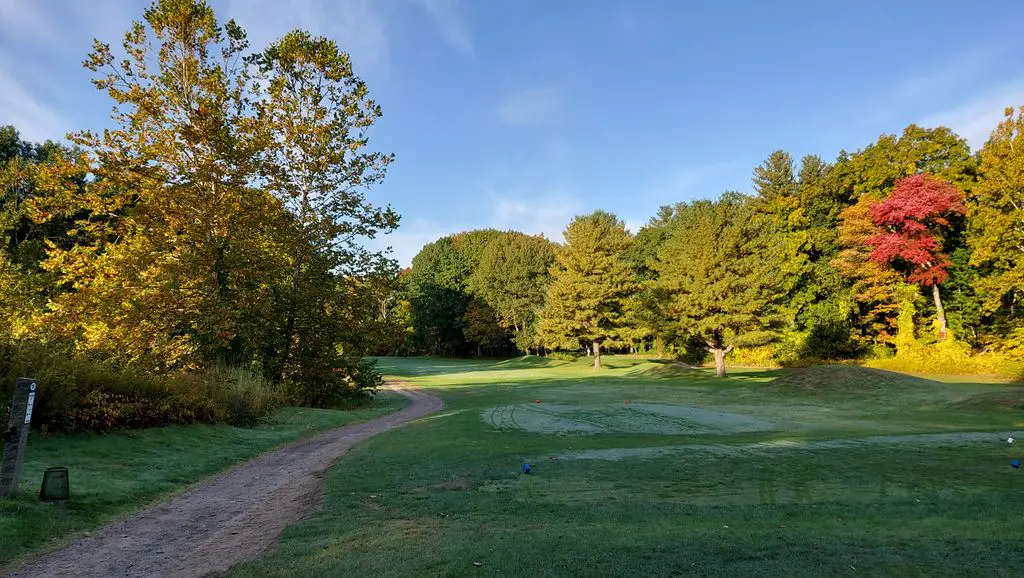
[867,174,965,340]
[969,106,1024,351]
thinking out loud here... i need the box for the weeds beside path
[5,383,442,578]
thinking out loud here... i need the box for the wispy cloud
[489,190,580,243]
[0,65,66,142]
[890,48,1000,105]
[497,87,562,126]
[411,0,473,56]
[921,80,1024,148]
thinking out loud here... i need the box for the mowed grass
[230,357,1024,577]
[0,393,408,567]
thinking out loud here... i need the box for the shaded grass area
[0,393,408,567]
[231,356,1024,577]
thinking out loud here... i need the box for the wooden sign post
[1,378,37,498]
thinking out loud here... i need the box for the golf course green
[226,356,1024,576]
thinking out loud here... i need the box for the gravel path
[8,383,442,578]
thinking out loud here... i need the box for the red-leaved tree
[867,174,965,340]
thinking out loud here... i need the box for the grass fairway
[229,357,1024,577]
[0,393,408,567]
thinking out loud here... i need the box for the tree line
[390,113,1024,377]
[1,0,397,428]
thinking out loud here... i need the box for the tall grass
[0,342,279,433]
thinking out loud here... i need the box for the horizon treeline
[383,109,1024,377]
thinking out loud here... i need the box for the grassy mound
[625,360,706,379]
[767,364,937,393]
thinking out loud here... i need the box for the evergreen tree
[539,211,637,369]
[652,194,784,377]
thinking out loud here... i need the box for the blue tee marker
[522,463,532,474]
[1012,459,1021,469]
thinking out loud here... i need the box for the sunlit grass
[230,356,1024,577]
[0,394,408,567]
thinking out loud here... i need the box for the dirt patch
[6,383,442,578]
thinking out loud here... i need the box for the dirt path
[8,383,442,578]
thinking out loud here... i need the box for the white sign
[24,392,35,424]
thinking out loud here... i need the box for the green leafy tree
[469,231,556,353]
[651,194,784,377]
[539,211,637,369]
[969,106,1024,352]
[249,28,397,382]
[462,297,510,356]
[407,236,472,355]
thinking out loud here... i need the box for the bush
[283,356,382,408]
[865,338,1024,378]
[0,341,278,433]
[179,365,280,427]
[729,345,779,368]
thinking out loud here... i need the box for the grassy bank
[229,356,1024,577]
[0,393,408,567]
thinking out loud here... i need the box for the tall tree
[969,106,1024,351]
[539,211,637,369]
[752,150,809,322]
[832,125,975,348]
[407,236,472,355]
[652,194,784,377]
[36,0,279,369]
[867,174,965,340]
[250,29,397,379]
[469,231,556,353]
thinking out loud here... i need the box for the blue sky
[2,1,1024,265]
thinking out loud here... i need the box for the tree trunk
[593,341,601,369]
[656,336,664,358]
[932,284,948,341]
[712,348,726,377]
[709,345,734,378]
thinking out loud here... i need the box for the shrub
[865,338,1024,378]
[729,345,779,368]
[0,341,277,433]
[195,365,279,427]
[284,356,382,409]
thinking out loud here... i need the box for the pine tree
[539,211,637,369]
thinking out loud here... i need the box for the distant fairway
[229,357,1024,577]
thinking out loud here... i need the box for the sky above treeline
[2,0,1024,265]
